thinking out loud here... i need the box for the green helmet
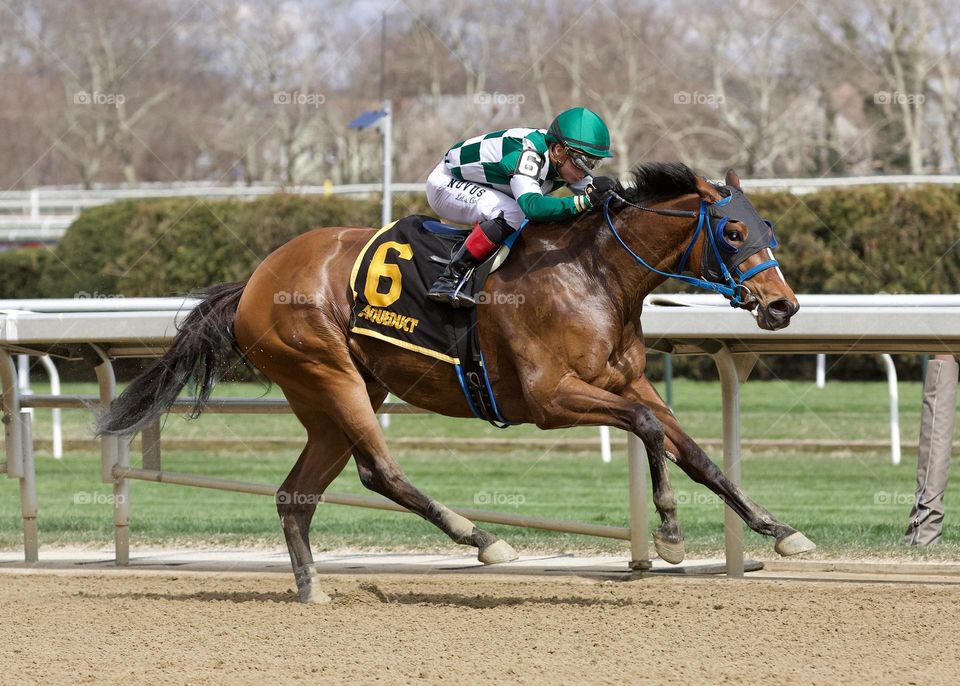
[546,107,612,159]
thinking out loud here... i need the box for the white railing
[739,174,960,193]
[0,183,424,215]
[6,295,960,574]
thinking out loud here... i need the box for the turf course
[1,378,958,559]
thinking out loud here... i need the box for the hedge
[1,185,957,379]
[35,200,138,298]
[29,194,430,298]
[0,248,55,299]
[748,185,960,294]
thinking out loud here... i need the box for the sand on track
[2,570,958,685]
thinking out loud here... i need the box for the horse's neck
[505,203,699,322]
[593,201,700,319]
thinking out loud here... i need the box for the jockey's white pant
[425,161,526,230]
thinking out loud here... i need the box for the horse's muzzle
[757,298,798,330]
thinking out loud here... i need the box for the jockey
[425,106,619,307]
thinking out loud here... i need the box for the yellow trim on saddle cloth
[350,326,461,364]
[348,220,461,365]
[349,221,397,302]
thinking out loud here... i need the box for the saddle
[349,215,522,427]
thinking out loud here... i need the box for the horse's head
[691,170,798,330]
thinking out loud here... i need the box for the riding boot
[427,215,513,308]
[427,243,481,308]
[905,356,958,545]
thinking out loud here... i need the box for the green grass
[11,377,942,444]
[2,379,959,559]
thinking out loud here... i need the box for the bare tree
[2,0,957,189]
[927,0,960,171]
[10,0,188,187]
[870,0,932,173]
[809,0,934,173]
[666,0,823,176]
[202,0,362,185]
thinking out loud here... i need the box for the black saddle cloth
[349,214,496,364]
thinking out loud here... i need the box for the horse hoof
[775,531,816,557]
[298,584,332,604]
[478,539,518,565]
[653,532,685,564]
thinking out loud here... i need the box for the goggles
[566,148,603,174]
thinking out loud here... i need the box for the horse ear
[725,169,741,190]
[695,175,724,203]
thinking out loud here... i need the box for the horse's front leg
[524,374,684,563]
[527,374,814,558]
[630,376,815,556]
[620,377,684,564]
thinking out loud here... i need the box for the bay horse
[100,163,813,603]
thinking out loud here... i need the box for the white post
[713,347,757,578]
[17,355,31,394]
[381,100,392,228]
[39,355,63,459]
[627,433,650,570]
[816,354,826,388]
[19,410,38,562]
[599,426,611,463]
[380,393,392,429]
[880,354,900,465]
[29,188,39,221]
[17,356,34,425]
[0,351,24,480]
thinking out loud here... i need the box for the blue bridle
[601,190,780,308]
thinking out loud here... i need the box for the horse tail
[97,280,252,436]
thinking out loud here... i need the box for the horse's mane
[616,162,699,204]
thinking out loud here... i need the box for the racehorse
[100,163,813,603]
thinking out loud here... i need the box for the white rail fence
[5,295,960,575]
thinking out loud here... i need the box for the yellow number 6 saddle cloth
[349,214,523,426]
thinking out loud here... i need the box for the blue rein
[602,195,779,308]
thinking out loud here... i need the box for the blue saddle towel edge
[423,216,529,427]
[457,219,528,427]
[421,218,528,247]
[420,219,468,236]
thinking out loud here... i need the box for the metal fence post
[627,433,650,570]
[19,410,38,562]
[91,345,129,565]
[712,347,757,578]
[142,420,162,471]
[1,351,23,479]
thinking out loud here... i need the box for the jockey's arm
[509,166,592,222]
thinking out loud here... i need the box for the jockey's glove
[586,176,622,209]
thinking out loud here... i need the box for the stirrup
[449,272,477,308]
[427,284,456,304]
[428,273,476,308]
[428,242,478,307]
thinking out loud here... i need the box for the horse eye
[727,230,742,241]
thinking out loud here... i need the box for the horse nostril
[768,298,797,318]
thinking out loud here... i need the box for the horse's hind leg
[277,401,357,604]
[319,372,518,565]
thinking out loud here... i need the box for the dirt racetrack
[2,569,959,684]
